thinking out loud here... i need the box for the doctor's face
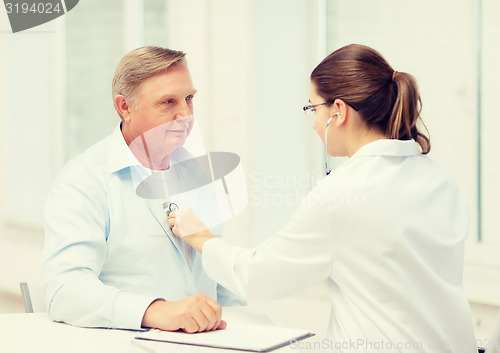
[310,82,329,137]
[121,63,196,168]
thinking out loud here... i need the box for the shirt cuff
[113,291,162,330]
[202,238,244,297]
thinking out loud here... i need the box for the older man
[40,46,242,332]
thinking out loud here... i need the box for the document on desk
[135,324,314,352]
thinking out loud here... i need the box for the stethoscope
[163,201,179,215]
[324,111,340,176]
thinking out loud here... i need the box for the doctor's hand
[141,294,227,333]
[167,207,215,253]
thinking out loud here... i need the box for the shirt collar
[350,139,421,159]
[106,123,195,175]
[107,123,140,174]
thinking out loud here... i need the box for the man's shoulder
[73,135,112,166]
[54,134,113,186]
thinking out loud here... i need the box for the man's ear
[114,95,132,122]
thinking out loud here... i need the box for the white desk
[0,307,309,353]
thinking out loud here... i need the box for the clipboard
[135,324,315,352]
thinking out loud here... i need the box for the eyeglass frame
[302,100,359,116]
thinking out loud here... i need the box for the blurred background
[0,0,498,343]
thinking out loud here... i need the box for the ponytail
[388,71,430,154]
[311,44,431,154]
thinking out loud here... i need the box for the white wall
[166,0,325,245]
[0,16,63,228]
[251,0,324,243]
[165,0,256,246]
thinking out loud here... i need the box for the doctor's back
[320,138,475,352]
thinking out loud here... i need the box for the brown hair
[111,46,186,118]
[311,44,430,154]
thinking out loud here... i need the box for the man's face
[122,63,197,169]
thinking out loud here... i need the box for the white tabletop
[0,306,307,353]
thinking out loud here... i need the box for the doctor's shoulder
[413,152,466,191]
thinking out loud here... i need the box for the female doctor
[168,44,476,352]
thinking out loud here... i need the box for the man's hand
[167,208,215,253]
[141,294,227,333]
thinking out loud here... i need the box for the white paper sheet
[135,324,314,352]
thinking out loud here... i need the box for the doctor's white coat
[202,139,476,353]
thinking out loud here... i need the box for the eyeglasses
[302,100,359,117]
[303,102,329,117]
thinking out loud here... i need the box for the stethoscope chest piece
[163,202,179,215]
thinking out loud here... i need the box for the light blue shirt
[40,124,243,330]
